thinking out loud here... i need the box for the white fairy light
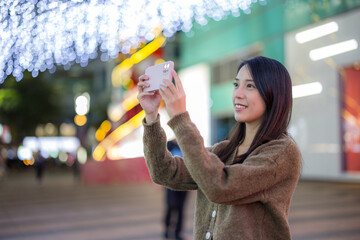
[0,0,264,83]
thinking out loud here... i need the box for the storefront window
[286,9,360,179]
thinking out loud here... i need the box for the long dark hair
[216,56,293,163]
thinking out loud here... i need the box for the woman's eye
[233,82,239,87]
[247,83,256,89]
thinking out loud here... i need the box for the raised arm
[168,112,301,205]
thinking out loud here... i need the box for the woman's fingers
[137,91,154,100]
[159,70,187,118]
[138,74,149,81]
[137,74,150,92]
[171,69,184,93]
[159,84,171,101]
[159,70,184,100]
[137,74,156,100]
[163,79,177,94]
[137,81,150,90]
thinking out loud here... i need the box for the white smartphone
[144,61,174,92]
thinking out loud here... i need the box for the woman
[137,56,301,240]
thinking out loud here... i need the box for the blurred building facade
[172,0,360,181]
[5,0,359,182]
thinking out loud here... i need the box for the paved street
[1,170,360,240]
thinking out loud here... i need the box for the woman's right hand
[137,74,162,123]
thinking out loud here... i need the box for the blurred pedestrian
[138,56,301,240]
[164,139,188,240]
[34,152,46,183]
[68,152,80,182]
[0,153,6,182]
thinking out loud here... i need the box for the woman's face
[232,65,266,127]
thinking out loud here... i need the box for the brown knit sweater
[143,112,301,240]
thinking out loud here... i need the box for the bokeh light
[75,92,90,115]
[0,0,264,83]
[74,114,87,126]
[17,145,33,161]
[77,147,87,164]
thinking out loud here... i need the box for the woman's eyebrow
[234,78,254,82]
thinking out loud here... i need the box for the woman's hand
[159,69,186,118]
[137,74,162,123]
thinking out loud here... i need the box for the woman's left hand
[159,69,186,118]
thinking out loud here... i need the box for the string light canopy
[0,0,266,83]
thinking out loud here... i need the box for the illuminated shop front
[286,9,360,180]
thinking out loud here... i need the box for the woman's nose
[234,86,245,98]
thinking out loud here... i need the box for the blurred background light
[95,120,112,142]
[44,123,58,136]
[93,110,145,161]
[74,114,87,126]
[292,82,323,99]
[60,123,76,136]
[0,124,12,144]
[7,149,15,159]
[77,147,87,164]
[0,0,261,83]
[295,21,339,44]
[17,145,33,161]
[309,39,358,61]
[23,136,80,153]
[111,34,166,87]
[35,125,45,137]
[58,151,68,163]
[75,92,90,115]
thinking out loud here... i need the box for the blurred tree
[0,72,62,144]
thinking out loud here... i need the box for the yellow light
[93,145,105,161]
[107,90,139,124]
[23,157,35,166]
[152,27,163,37]
[128,110,146,128]
[111,59,133,88]
[95,129,106,142]
[121,76,135,89]
[120,58,133,69]
[74,115,87,126]
[95,120,112,142]
[154,58,165,65]
[109,124,133,142]
[100,120,111,132]
[108,110,145,143]
[122,92,139,111]
[111,34,167,87]
[92,110,146,161]
[130,35,166,64]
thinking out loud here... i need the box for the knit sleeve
[142,114,198,191]
[168,111,301,205]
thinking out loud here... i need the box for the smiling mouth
[235,104,247,109]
